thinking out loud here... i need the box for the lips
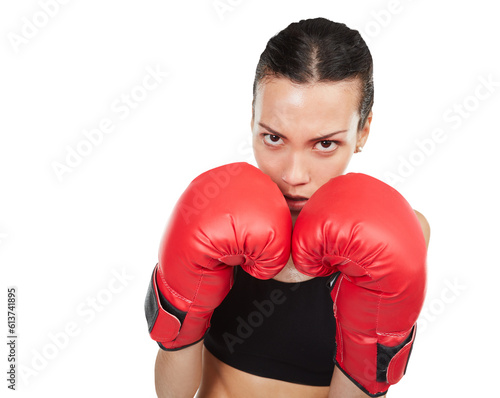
[283,194,309,211]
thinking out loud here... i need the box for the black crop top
[204,266,337,386]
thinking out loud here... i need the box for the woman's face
[252,77,371,218]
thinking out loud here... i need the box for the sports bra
[204,266,337,386]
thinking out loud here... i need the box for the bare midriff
[196,348,330,398]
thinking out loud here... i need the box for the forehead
[254,77,360,130]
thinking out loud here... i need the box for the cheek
[313,149,353,184]
[253,142,283,184]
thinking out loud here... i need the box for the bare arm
[414,209,431,249]
[154,340,203,398]
[328,365,385,398]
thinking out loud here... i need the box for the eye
[314,140,339,152]
[263,134,283,146]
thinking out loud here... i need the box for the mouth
[283,195,309,211]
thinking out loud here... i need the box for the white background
[1,0,499,396]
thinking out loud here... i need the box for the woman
[148,17,430,397]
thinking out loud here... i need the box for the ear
[357,111,373,148]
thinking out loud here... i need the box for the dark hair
[252,17,374,131]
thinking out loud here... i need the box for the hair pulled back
[253,17,374,131]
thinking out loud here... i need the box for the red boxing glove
[292,173,427,396]
[145,163,292,350]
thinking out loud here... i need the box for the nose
[281,153,310,186]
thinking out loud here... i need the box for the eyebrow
[258,122,347,142]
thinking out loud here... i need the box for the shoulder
[413,209,431,248]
